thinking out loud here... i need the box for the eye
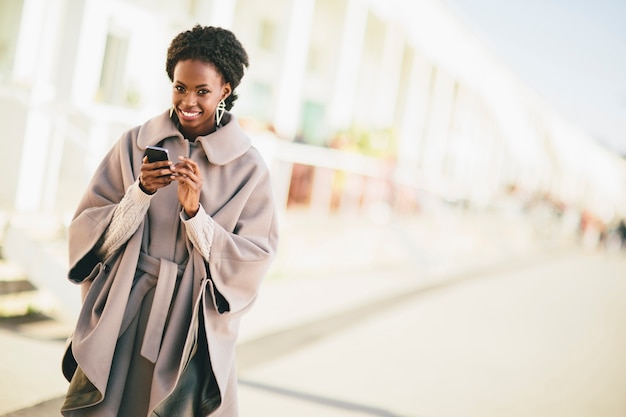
[174,85,186,93]
[197,89,209,95]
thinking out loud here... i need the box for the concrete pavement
[237,249,626,417]
[0,207,581,416]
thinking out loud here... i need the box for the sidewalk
[0,207,576,415]
[239,206,574,343]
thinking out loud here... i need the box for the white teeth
[181,110,199,117]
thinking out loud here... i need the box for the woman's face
[171,59,231,139]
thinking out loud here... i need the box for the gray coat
[61,111,279,416]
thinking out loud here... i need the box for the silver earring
[215,99,226,126]
[169,105,175,118]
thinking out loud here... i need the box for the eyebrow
[174,81,211,89]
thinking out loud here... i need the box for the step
[0,260,46,318]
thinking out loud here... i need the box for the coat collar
[136,110,251,165]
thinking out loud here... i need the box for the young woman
[61,25,278,416]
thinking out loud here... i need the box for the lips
[178,108,201,120]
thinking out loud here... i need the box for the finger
[141,167,174,185]
[175,172,202,189]
[171,161,197,175]
[148,160,172,170]
[176,165,201,184]
[148,177,173,190]
[173,167,197,179]
[141,170,168,183]
[143,160,173,176]
[174,173,194,186]
[156,168,174,178]
[177,156,200,173]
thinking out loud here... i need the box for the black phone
[145,145,170,163]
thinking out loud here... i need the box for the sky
[441,0,626,156]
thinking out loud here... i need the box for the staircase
[0,259,43,318]
[0,213,81,322]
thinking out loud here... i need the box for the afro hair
[166,25,249,110]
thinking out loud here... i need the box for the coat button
[103,264,111,273]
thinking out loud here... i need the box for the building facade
[1,0,624,225]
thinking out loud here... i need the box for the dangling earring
[215,99,226,127]
[169,105,175,118]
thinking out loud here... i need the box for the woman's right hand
[139,156,174,194]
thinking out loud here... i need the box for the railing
[251,134,409,218]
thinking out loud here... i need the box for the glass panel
[0,0,24,83]
[97,31,129,105]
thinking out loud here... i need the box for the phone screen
[145,146,169,162]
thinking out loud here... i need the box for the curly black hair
[166,25,249,110]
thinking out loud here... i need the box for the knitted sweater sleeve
[95,180,154,260]
[180,205,214,262]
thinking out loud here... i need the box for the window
[97,30,129,105]
[306,46,322,75]
[259,19,276,51]
[0,0,23,83]
[301,100,326,145]
[247,81,273,121]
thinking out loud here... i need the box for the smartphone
[145,145,170,163]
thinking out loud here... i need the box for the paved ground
[3,208,621,416]
[237,249,626,417]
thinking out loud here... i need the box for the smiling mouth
[179,109,201,119]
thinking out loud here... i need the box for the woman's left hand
[173,156,203,217]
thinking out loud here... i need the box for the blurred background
[1,0,626,416]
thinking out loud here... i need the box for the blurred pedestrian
[61,25,278,417]
[617,219,626,249]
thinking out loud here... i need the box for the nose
[182,92,197,106]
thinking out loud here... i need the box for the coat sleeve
[205,160,279,314]
[68,133,138,282]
